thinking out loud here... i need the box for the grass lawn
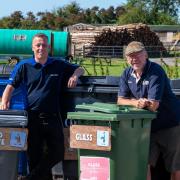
[0,56,179,78]
[73,57,180,78]
[74,58,128,76]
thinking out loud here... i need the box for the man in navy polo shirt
[0,33,84,180]
[117,41,180,180]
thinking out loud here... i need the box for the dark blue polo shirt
[8,57,78,113]
[118,60,180,132]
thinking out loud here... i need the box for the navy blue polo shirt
[8,57,78,112]
[118,60,180,132]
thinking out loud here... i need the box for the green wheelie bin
[68,102,156,180]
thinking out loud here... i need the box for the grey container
[0,110,27,127]
[0,151,18,180]
[0,110,27,180]
[171,78,180,98]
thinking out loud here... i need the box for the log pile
[70,23,166,57]
[93,23,164,47]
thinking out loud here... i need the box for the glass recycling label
[97,130,109,147]
[10,131,27,148]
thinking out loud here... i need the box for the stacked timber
[93,23,164,47]
[70,26,101,50]
[70,23,166,57]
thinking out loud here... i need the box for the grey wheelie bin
[0,110,28,180]
[68,102,156,180]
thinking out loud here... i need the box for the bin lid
[76,102,154,114]
[0,110,28,127]
[67,102,156,121]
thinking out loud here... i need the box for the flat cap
[125,41,145,55]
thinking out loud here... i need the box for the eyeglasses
[34,43,48,48]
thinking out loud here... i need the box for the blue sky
[0,0,127,18]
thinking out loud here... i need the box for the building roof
[149,25,180,32]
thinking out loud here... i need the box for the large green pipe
[0,29,69,57]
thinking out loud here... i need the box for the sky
[0,0,127,18]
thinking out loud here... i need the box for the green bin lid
[67,112,119,121]
[76,102,154,114]
[67,102,156,121]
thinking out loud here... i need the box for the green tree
[115,6,126,18]
[118,2,150,24]
[21,12,38,29]
[89,6,101,24]
[118,0,179,24]
[54,2,85,26]
[145,0,180,24]
[84,8,92,23]
[146,0,180,16]
[8,11,24,28]
[98,6,117,24]
[0,17,12,28]
[37,12,56,29]
[63,1,81,15]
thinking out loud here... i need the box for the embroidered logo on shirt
[128,80,133,84]
[142,80,149,85]
[50,74,59,77]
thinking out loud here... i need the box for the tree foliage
[118,0,180,25]
[0,1,179,29]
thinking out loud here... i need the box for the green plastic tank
[53,31,70,57]
[0,29,69,57]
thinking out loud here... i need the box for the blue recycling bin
[0,77,28,179]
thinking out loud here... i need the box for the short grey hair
[32,33,48,42]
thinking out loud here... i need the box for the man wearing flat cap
[117,41,180,180]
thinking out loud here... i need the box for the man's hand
[117,97,159,112]
[146,100,159,112]
[0,101,10,110]
[136,98,150,109]
[117,97,149,108]
[67,75,78,88]
[0,84,14,110]
[67,67,84,88]
[136,98,159,112]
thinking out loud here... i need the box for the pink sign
[80,156,110,180]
